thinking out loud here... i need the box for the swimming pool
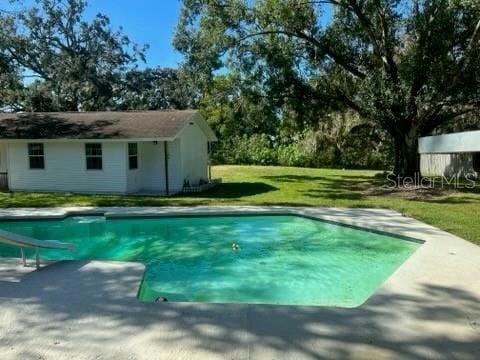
[0,214,420,307]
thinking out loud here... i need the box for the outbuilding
[0,110,217,194]
[418,130,480,178]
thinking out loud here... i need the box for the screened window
[28,143,45,169]
[85,143,102,170]
[128,143,138,170]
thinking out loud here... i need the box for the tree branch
[418,17,480,123]
[232,30,366,79]
[4,48,54,82]
[344,0,399,83]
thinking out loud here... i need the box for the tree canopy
[0,0,195,112]
[118,67,195,110]
[1,0,149,111]
[175,0,480,176]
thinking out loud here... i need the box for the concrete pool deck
[0,206,479,359]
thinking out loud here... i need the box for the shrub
[211,131,393,170]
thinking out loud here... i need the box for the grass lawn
[1,165,479,245]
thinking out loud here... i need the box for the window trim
[128,143,138,170]
[85,143,103,170]
[28,143,45,170]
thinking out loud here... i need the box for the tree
[20,80,60,112]
[117,67,195,110]
[0,11,23,111]
[199,74,280,138]
[1,0,146,111]
[0,51,23,111]
[175,0,480,176]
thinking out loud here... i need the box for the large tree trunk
[393,128,420,178]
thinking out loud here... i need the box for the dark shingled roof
[0,110,199,139]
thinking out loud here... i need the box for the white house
[0,110,217,194]
[418,130,480,178]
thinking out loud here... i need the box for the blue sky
[84,0,184,68]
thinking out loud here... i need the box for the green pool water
[0,214,420,307]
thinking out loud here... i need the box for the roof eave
[0,137,178,142]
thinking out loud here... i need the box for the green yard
[1,165,479,245]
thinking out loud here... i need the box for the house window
[28,143,45,169]
[128,143,138,170]
[85,143,102,170]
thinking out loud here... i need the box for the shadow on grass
[0,191,189,208]
[259,173,480,204]
[261,174,374,201]
[261,174,380,183]
[181,182,279,199]
[0,183,278,208]
[421,196,480,205]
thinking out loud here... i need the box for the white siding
[7,141,127,193]
[179,122,209,185]
[167,139,184,193]
[0,144,7,172]
[420,153,477,177]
